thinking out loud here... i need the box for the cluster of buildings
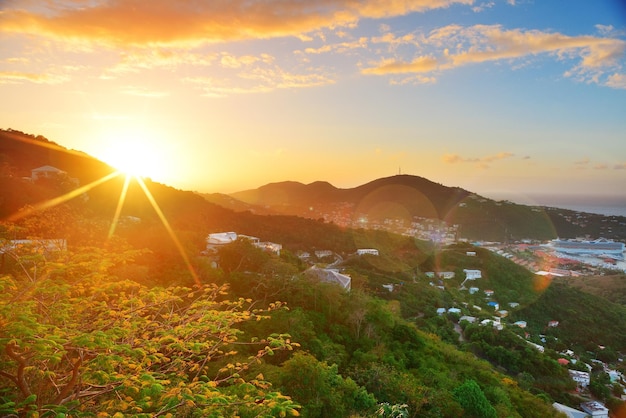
[205,231,383,291]
[206,232,282,255]
[479,237,626,276]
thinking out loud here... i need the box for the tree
[0,246,300,417]
[452,379,497,418]
[277,352,376,418]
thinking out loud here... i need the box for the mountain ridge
[2,128,625,242]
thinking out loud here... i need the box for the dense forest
[1,129,625,417]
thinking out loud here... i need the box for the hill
[231,175,469,221]
[227,175,626,242]
[3,128,626,416]
[553,274,626,306]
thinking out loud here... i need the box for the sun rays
[4,149,201,286]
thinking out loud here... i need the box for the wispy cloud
[573,159,624,170]
[442,151,514,168]
[185,66,334,98]
[362,56,439,75]
[472,2,495,13]
[105,49,217,76]
[361,24,626,88]
[573,158,590,170]
[0,70,68,84]
[0,0,473,47]
[300,38,368,55]
[605,73,626,89]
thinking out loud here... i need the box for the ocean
[486,193,626,217]
[528,195,626,218]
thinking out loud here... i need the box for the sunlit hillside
[2,129,625,417]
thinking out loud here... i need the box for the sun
[97,128,165,179]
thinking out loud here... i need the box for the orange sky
[1,0,625,201]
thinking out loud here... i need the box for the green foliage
[277,352,376,418]
[0,247,300,417]
[510,282,626,353]
[453,379,497,418]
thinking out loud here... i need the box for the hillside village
[1,152,624,417]
[202,228,625,418]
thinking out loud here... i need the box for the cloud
[370,32,417,47]
[220,53,274,69]
[573,158,590,168]
[361,24,626,88]
[605,73,626,89]
[0,0,473,47]
[185,66,334,98]
[0,70,68,84]
[444,25,625,69]
[105,49,217,75]
[442,151,514,168]
[593,164,608,170]
[472,2,495,13]
[362,56,439,75]
[614,163,626,170]
[301,37,368,54]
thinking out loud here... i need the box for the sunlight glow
[108,174,132,239]
[134,176,201,286]
[97,128,166,179]
[7,172,121,222]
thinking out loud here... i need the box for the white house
[459,316,477,323]
[0,239,67,254]
[480,319,503,330]
[357,248,379,256]
[207,232,238,247]
[513,321,527,328]
[206,232,280,255]
[552,403,588,418]
[305,266,351,290]
[463,269,482,280]
[469,287,479,295]
[448,308,461,314]
[31,165,66,181]
[315,250,333,258]
[580,401,609,418]
[484,289,494,296]
[569,370,590,388]
[527,341,545,353]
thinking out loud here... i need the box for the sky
[1,0,625,204]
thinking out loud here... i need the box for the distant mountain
[229,175,559,241]
[231,175,470,219]
[227,175,626,242]
[3,128,624,243]
[200,192,279,215]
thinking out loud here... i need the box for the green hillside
[3,128,625,417]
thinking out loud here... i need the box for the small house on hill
[304,266,351,290]
[31,165,65,181]
[357,248,379,256]
[463,269,482,280]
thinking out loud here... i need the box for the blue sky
[0,0,625,203]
